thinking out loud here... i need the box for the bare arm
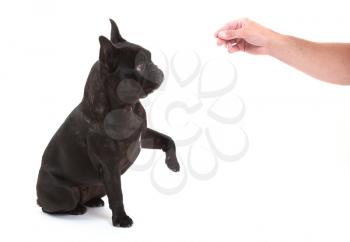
[215,18,350,85]
[269,35,350,85]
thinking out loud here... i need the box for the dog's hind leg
[36,170,86,215]
[81,184,106,207]
[85,197,105,207]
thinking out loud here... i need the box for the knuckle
[227,30,234,38]
[239,29,247,37]
[241,17,250,23]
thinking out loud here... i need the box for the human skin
[215,18,350,85]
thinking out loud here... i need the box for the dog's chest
[104,108,144,141]
[103,105,146,174]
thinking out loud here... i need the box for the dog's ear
[110,19,125,43]
[99,36,118,72]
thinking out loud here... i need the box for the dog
[36,19,180,227]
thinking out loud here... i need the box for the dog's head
[98,19,163,105]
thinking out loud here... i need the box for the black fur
[36,19,180,227]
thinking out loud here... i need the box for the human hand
[215,18,279,55]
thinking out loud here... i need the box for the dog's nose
[149,64,163,86]
[157,69,164,84]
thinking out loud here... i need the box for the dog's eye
[136,63,146,72]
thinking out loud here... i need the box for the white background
[1,0,350,241]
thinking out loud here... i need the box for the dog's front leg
[141,128,180,172]
[87,132,133,227]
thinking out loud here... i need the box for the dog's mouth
[140,87,155,98]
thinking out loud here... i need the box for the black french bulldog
[36,19,180,227]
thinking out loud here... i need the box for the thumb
[218,29,245,40]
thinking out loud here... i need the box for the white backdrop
[1,0,350,241]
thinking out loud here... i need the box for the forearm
[141,128,180,172]
[141,128,175,151]
[267,34,350,85]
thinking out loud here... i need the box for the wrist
[265,31,287,56]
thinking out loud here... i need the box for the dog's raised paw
[112,213,133,227]
[166,155,180,172]
[85,197,105,207]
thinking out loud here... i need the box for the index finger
[214,19,243,38]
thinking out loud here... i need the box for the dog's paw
[85,197,104,207]
[166,152,180,172]
[112,213,133,227]
[68,203,87,215]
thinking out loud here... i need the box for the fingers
[218,29,245,40]
[216,37,240,53]
[226,40,240,53]
[214,22,234,37]
[215,18,250,54]
[214,18,247,37]
[217,38,226,46]
[215,18,268,55]
[228,44,240,53]
[218,40,240,53]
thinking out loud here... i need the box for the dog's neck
[109,102,136,112]
[114,103,135,112]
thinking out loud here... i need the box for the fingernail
[218,31,226,38]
